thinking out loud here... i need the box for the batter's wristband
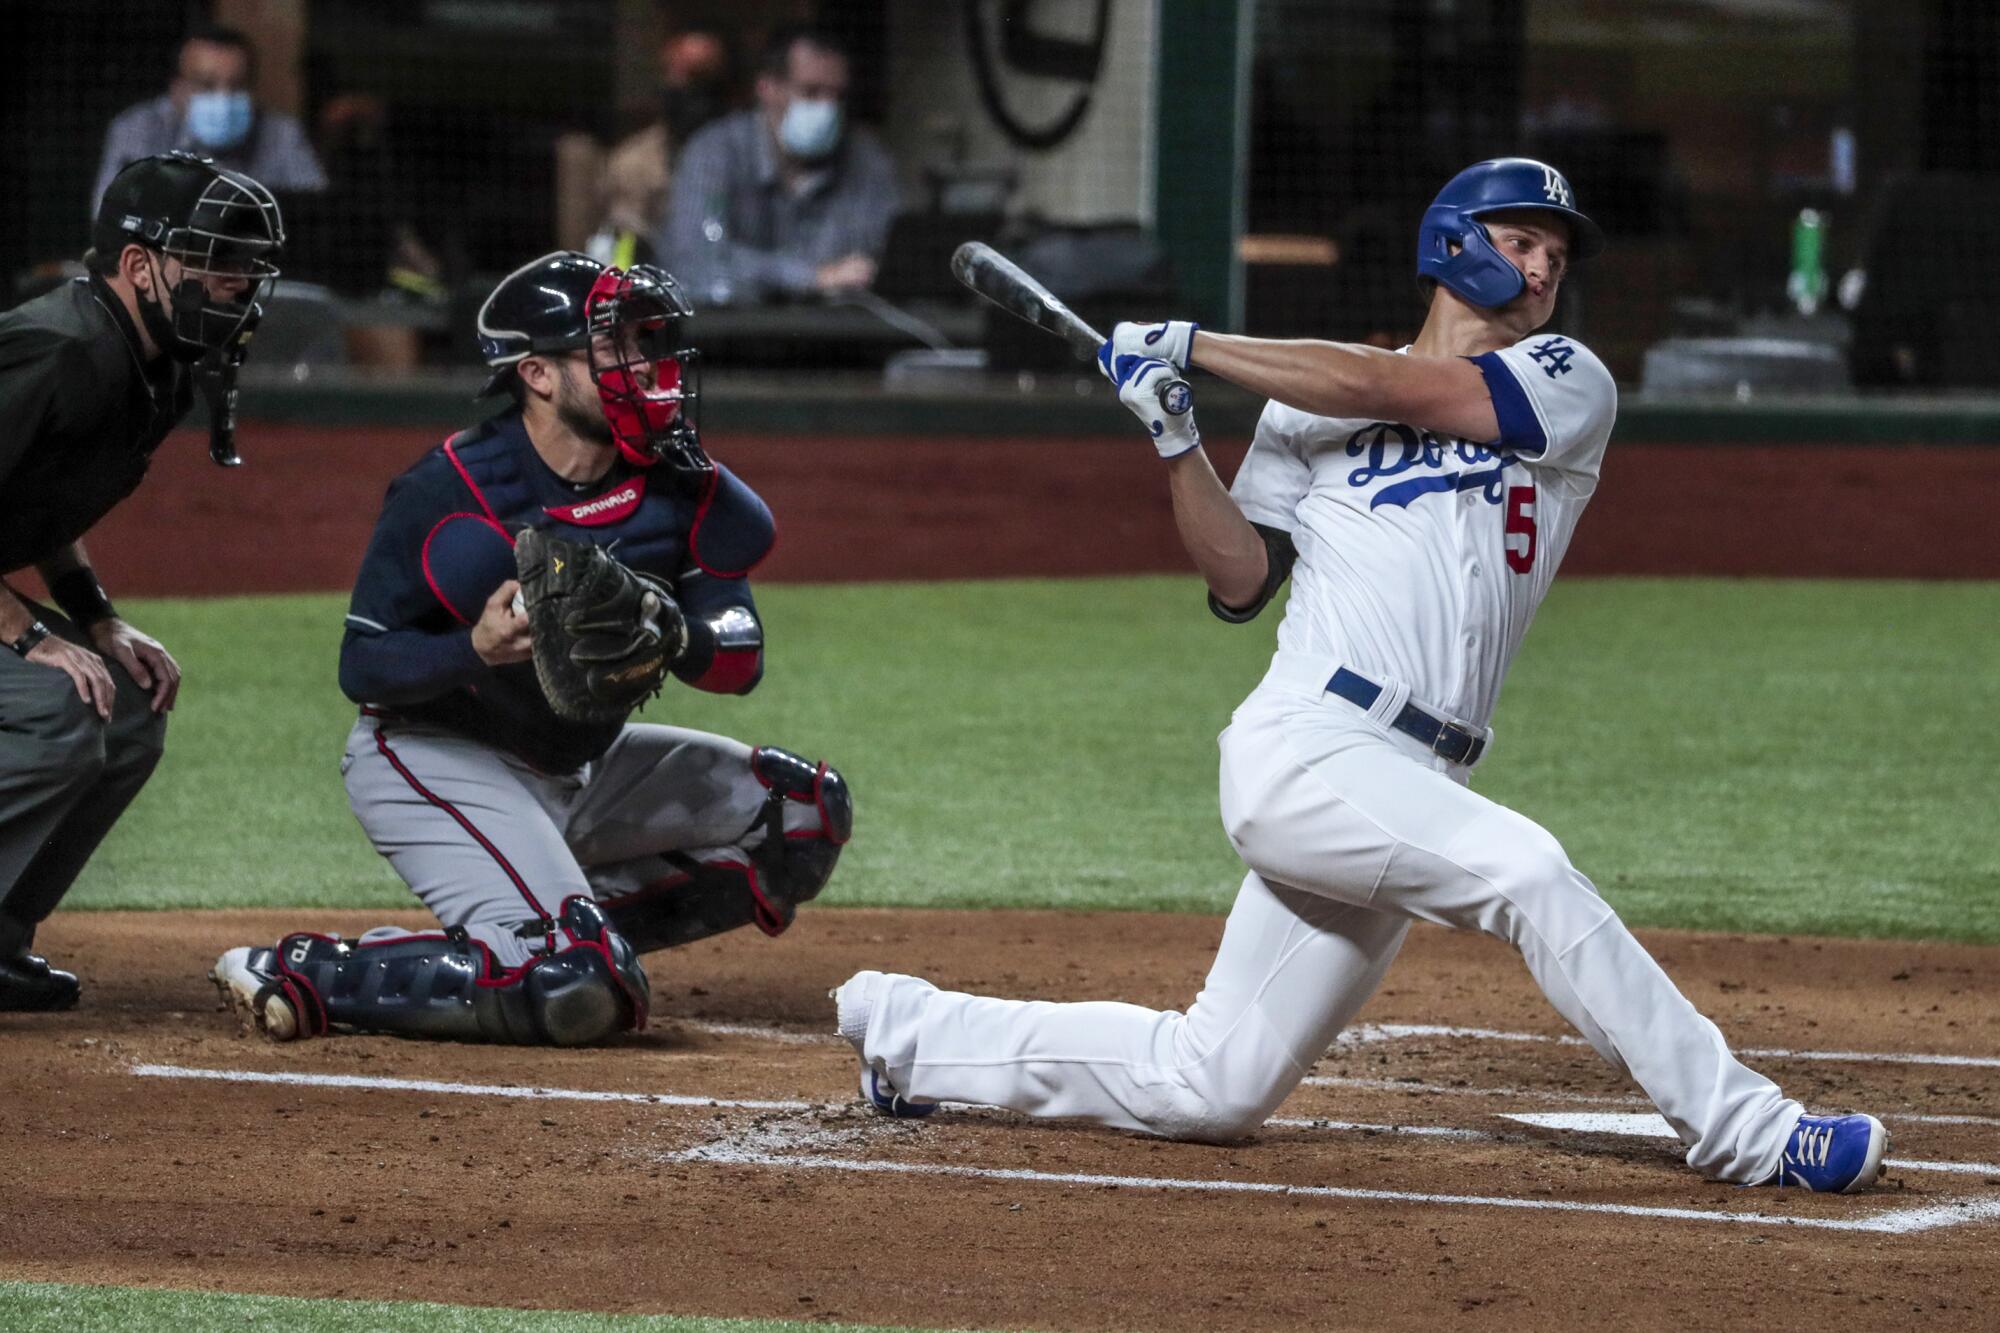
[48,569,116,627]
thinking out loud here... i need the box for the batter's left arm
[1163,450,1272,612]
[1189,333,1501,444]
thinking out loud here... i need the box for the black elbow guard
[1207,523,1297,624]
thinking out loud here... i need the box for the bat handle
[1153,374,1195,423]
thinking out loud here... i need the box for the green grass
[69,577,2000,942]
[0,1281,974,1332]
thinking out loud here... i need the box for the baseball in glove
[513,527,687,723]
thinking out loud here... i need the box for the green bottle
[1787,209,1828,316]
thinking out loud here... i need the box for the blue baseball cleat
[860,1064,937,1119]
[834,970,937,1119]
[1760,1113,1888,1193]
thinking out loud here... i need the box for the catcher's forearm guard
[675,602,764,694]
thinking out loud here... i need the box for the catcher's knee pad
[747,746,851,926]
[600,748,850,952]
[750,745,853,844]
[275,897,648,1046]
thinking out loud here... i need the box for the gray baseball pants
[0,602,166,958]
[341,712,811,968]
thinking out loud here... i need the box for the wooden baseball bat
[950,241,1193,414]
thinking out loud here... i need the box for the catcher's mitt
[514,528,686,723]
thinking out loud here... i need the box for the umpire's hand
[27,636,118,721]
[87,617,181,714]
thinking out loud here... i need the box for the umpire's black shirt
[0,274,191,574]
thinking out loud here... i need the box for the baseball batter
[211,252,849,1046]
[835,159,1886,1192]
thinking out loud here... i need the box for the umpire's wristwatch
[7,621,52,657]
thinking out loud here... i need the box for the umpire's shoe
[210,946,299,1040]
[0,953,80,1011]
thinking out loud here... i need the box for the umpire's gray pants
[342,713,802,968]
[0,602,167,956]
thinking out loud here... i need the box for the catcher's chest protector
[441,416,773,583]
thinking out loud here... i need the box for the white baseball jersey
[1229,333,1616,728]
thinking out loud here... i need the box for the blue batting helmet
[1416,158,1604,308]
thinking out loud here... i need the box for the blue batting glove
[1101,319,1199,384]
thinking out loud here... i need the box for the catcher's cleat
[209,946,300,1041]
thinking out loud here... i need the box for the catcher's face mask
[584,265,710,487]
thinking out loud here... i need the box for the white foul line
[133,1056,2000,1184]
[131,1063,2000,1231]
[668,1144,2000,1235]
[1496,1112,2000,1177]
[130,1063,816,1112]
[1264,1116,1482,1140]
[1334,1023,2000,1070]
[130,1063,1479,1143]
[674,1019,835,1046]
[1300,1074,2000,1128]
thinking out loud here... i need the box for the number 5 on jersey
[1505,483,1537,573]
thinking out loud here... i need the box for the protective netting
[6,0,1995,389]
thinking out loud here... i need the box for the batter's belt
[1258,652,1492,768]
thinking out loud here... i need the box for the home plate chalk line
[1332,1022,2000,1069]
[131,1063,2000,1234]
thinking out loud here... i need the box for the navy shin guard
[275,897,648,1045]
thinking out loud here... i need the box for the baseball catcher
[211,251,850,1046]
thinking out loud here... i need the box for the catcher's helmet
[476,251,707,481]
[1416,157,1603,309]
[92,151,284,361]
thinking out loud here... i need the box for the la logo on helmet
[1542,166,1573,208]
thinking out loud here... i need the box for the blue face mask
[186,90,254,150]
[778,97,842,162]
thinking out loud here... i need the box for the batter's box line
[132,1062,1998,1197]
[666,1142,2000,1235]
[1301,1074,2000,1129]
[1332,1023,2000,1069]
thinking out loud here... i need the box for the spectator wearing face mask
[90,23,326,214]
[658,25,900,307]
[587,29,738,270]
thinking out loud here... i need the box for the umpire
[0,151,282,1010]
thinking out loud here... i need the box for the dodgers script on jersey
[1229,333,1616,729]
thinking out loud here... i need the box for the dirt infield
[54,425,2000,598]
[4,909,1995,1330]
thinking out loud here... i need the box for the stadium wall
[59,414,2000,600]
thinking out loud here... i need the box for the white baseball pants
[858,652,1801,1182]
